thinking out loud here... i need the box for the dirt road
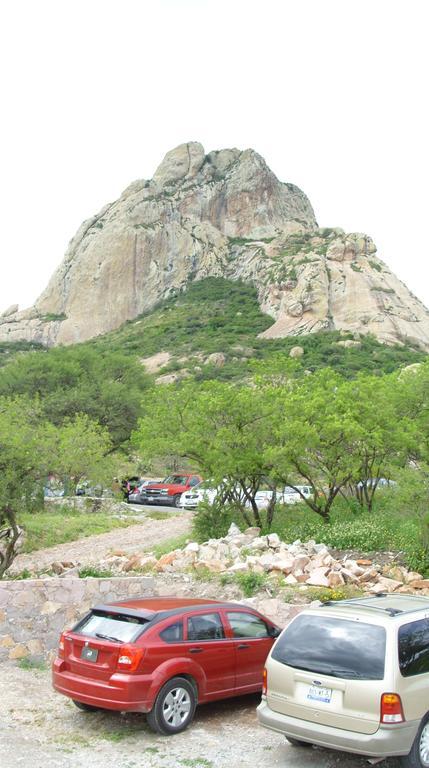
[11,508,192,574]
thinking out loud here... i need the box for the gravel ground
[10,507,192,574]
[0,665,401,768]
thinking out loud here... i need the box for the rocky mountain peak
[1,142,429,351]
[152,141,206,186]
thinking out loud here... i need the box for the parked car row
[127,474,203,507]
[53,593,429,765]
[179,483,313,510]
[127,479,162,503]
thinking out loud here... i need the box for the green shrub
[369,260,382,272]
[192,500,236,542]
[153,534,189,558]
[234,571,267,596]
[40,313,67,322]
[18,657,48,671]
[78,566,114,578]
[303,585,363,602]
[8,568,33,580]
[271,494,429,575]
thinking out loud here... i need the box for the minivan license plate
[81,646,98,662]
[307,685,332,703]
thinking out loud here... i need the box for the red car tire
[146,677,197,735]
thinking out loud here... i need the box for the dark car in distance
[52,597,280,734]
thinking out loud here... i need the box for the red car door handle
[189,647,203,653]
[237,643,250,649]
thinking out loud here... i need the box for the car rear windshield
[272,614,386,680]
[74,611,149,643]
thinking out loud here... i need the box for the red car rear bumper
[52,659,154,712]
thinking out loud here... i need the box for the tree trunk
[0,506,22,578]
[266,485,277,529]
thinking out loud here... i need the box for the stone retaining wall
[0,576,155,663]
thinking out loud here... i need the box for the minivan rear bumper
[257,699,418,757]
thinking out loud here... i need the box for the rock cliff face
[2,141,429,350]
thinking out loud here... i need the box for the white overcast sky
[1,0,428,313]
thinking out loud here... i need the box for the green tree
[342,373,410,510]
[49,413,112,493]
[0,397,48,576]
[266,370,366,520]
[267,368,411,519]
[394,362,429,565]
[0,397,112,577]
[133,380,277,528]
[0,346,150,450]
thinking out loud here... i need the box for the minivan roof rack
[321,597,402,616]
[320,593,429,618]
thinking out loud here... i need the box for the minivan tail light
[380,693,404,723]
[116,645,144,672]
[262,668,267,696]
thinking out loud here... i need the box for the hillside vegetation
[1,277,429,579]
[0,277,425,437]
[86,278,425,379]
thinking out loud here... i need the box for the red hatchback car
[52,596,280,734]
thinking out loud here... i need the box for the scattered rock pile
[94,523,426,596]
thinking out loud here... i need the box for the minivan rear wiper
[292,663,364,679]
[95,632,122,643]
[321,669,364,679]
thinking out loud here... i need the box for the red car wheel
[146,677,197,735]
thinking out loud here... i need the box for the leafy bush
[78,566,114,578]
[234,571,267,596]
[192,500,236,542]
[271,496,429,574]
[8,568,33,580]
[0,346,150,448]
[303,586,363,602]
[18,657,48,671]
[153,534,189,558]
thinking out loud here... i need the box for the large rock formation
[2,141,429,350]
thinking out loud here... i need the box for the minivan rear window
[272,614,386,680]
[75,611,148,644]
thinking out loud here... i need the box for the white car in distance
[180,483,313,509]
[282,485,313,504]
[248,486,313,507]
[179,482,218,509]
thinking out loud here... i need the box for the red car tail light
[380,693,404,724]
[116,645,144,672]
[262,667,267,696]
[58,632,66,659]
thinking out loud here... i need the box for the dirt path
[0,665,400,768]
[11,510,192,574]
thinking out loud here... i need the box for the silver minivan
[258,594,429,766]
